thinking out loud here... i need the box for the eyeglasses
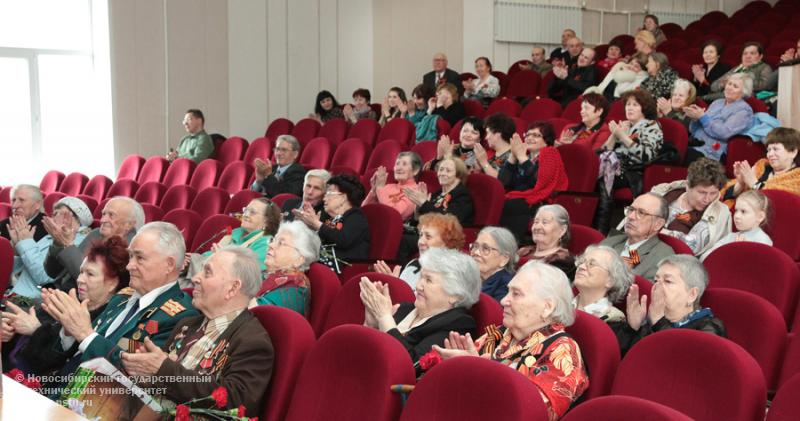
[269,238,300,252]
[469,242,502,256]
[624,206,662,219]
[524,131,544,139]
[274,147,294,153]
[575,257,609,271]
[324,191,344,197]
[241,207,262,217]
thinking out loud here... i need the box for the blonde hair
[736,190,770,228]
[635,30,656,49]
[672,79,697,107]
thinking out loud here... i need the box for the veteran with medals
[122,246,274,418]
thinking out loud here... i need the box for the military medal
[132,331,142,341]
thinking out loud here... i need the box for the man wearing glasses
[251,134,306,198]
[600,192,675,279]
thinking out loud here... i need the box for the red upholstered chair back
[656,233,694,255]
[762,189,800,261]
[217,161,254,195]
[162,209,202,248]
[0,187,10,205]
[189,159,223,191]
[265,118,294,139]
[348,118,380,148]
[561,395,694,421]
[189,214,240,254]
[604,99,626,123]
[318,118,349,147]
[469,293,503,337]
[140,203,164,223]
[399,356,549,421]
[0,237,14,294]
[361,203,403,260]
[561,96,584,123]
[486,98,522,117]
[0,204,11,220]
[330,138,369,175]
[189,187,231,220]
[251,306,316,421]
[305,263,342,337]
[162,158,197,187]
[612,329,766,421]
[465,173,505,226]
[506,70,541,100]
[74,194,98,214]
[704,242,800,324]
[658,117,689,161]
[299,137,332,170]
[216,136,248,167]
[285,325,415,421]
[769,373,800,421]
[291,118,322,148]
[521,98,562,123]
[568,224,605,256]
[378,118,415,149]
[365,139,402,173]
[243,136,273,166]
[133,181,167,206]
[159,185,198,213]
[552,193,598,227]
[462,99,485,119]
[59,172,89,196]
[137,156,169,184]
[410,141,437,164]
[701,288,788,389]
[558,143,599,193]
[323,273,415,333]
[270,193,299,209]
[39,170,65,194]
[82,175,113,202]
[223,190,263,215]
[43,192,66,215]
[117,154,145,181]
[566,310,620,400]
[106,179,140,199]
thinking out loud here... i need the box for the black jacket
[0,212,47,242]
[548,65,597,107]
[611,313,727,356]
[423,68,464,95]
[432,103,466,127]
[281,197,324,222]
[418,183,474,226]
[318,207,371,261]
[252,162,306,198]
[389,302,476,364]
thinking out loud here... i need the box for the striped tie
[623,250,641,268]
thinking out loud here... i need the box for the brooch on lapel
[169,325,190,353]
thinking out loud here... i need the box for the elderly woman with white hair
[656,78,696,132]
[518,205,576,279]
[469,226,518,302]
[434,261,589,420]
[684,72,754,163]
[613,254,726,355]
[360,247,479,364]
[250,221,321,315]
[573,245,633,323]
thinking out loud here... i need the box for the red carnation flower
[175,404,190,421]
[226,226,233,236]
[418,350,442,371]
[712,142,721,151]
[8,369,25,383]
[211,386,228,408]
[238,405,246,417]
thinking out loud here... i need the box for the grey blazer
[600,234,675,280]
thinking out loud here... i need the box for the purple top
[689,98,753,160]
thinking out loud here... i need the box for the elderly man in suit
[281,169,330,222]
[43,196,142,292]
[601,192,675,280]
[423,52,463,96]
[251,135,306,198]
[122,246,273,418]
[0,184,46,242]
[42,221,197,371]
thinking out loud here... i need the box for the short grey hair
[108,196,145,230]
[218,246,263,298]
[11,184,44,211]
[518,261,576,326]
[277,134,301,152]
[649,52,670,69]
[536,204,571,247]
[727,72,754,98]
[657,254,708,308]
[478,226,519,273]
[276,220,321,271]
[582,244,633,303]
[419,247,481,308]
[304,169,331,185]
[397,151,423,173]
[643,192,669,219]
[135,221,186,271]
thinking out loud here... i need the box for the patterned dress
[476,323,589,420]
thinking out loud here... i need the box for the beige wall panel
[203,0,230,138]
[267,0,289,123]
[319,0,339,98]
[287,0,320,120]
[338,0,374,101]
[228,0,268,140]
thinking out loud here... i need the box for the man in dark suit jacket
[122,247,273,418]
[0,184,47,242]
[548,47,597,107]
[549,29,577,63]
[281,169,330,221]
[600,192,675,280]
[422,52,463,96]
[251,135,306,198]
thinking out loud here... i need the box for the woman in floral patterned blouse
[434,261,589,420]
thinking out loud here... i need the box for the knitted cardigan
[505,146,569,205]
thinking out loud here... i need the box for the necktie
[118,299,140,329]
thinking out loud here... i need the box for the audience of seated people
[167,109,214,163]
[549,46,597,107]
[517,204,576,279]
[430,83,466,127]
[362,152,422,221]
[657,79,696,131]
[477,113,515,178]
[722,127,800,205]
[612,254,726,355]
[343,88,377,123]
[692,40,731,98]
[685,72,754,163]
[252,135,306,198]
[649,158,731,256]
[429,116,485,172]
[310,90,345,123]
[640,52,679,100]
[9,197,92,299]
[250,220,321,315]
[633,30,656,57]
[281,169,331,220]
[1,184,47,242]
[462,57,500,106]
[435,261,589,420]
[405,84,440,142]
[639,14,667,46]
[586,52,649,101]
[703,42,773,103]
[549,29,577,63]
[379,87,408,126]
[518,45,553,76]
[361,247,479,366]
[557,93,611,150]
[701,190,772,260]
[601,192,675,280]
[573,244,633,323]
[469,226,518,302]
[595,40,624,72]
[422,52,463,96]
[499,122,569,238]
[406,156,474,227]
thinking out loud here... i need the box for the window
[0,0,112,186]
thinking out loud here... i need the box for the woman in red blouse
[434,261,589,420]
